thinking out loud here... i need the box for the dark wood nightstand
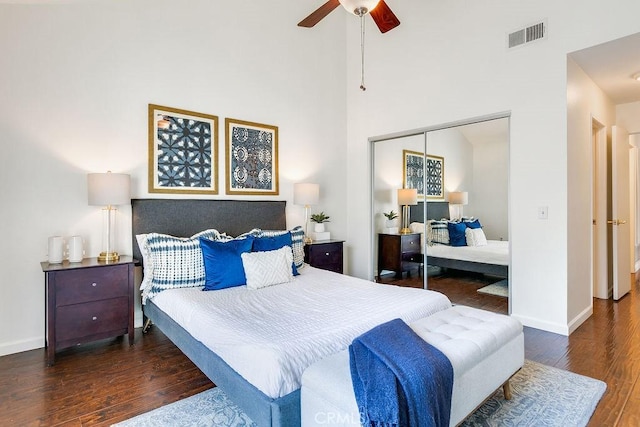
[304,240,344,274]
[41,256,135,366]
[378,233,421,278]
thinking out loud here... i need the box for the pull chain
[360,13,366,91]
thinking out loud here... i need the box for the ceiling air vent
[508,21,546,49]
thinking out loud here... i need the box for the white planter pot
[314,223,325,233]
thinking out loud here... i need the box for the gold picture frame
[403,149,445,201]
[148,104,219,195]
[225,118,279,196]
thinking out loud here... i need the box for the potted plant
[310,212,330,232]
[384,210,399,227]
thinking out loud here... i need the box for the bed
[410,201,509,277]
[132,199,452,427]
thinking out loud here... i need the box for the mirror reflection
[372,117,510,314]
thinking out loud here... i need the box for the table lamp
[448,191,468,220]
[294,183,319,244]
[88,171,131,262]
[398,188,418,234]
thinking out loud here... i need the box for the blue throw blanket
[349,319,454,427]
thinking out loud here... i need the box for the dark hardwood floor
[1,271,639,426]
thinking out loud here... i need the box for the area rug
[477,278,509,297]
[113,360,606,427]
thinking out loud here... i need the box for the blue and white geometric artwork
[225,118,279,195]
[149,104,219,194]
[403,150,444,201]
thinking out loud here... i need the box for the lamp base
[400,227,412,235]
[98,251,120,263]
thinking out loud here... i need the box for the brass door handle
[607,219,627,225]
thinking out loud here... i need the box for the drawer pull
[92,316,98,321]
[92,283,98,287]
[325,252,330,256]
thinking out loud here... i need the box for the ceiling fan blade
[298,0,341,28]
[370,0,401,33]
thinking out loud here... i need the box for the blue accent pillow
[447,222,468,247]
[253,233,299,276]
[200,236,255,291]
[465,219,482,229]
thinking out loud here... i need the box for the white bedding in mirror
[427,240,509,265]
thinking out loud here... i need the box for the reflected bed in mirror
[409,202,509,277]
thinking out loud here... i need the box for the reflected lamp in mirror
[448,191,468,220]
[88,171,131,262]
[294,183,319,244]
[398,188,418,234]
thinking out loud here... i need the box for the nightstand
[377,233,421,278]
[304,240,344,274]
[41,256,135,366]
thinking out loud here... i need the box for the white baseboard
[510,313,569,336]
[568,305,593,334]
[0,336,43,357]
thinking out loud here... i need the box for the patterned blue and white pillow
[428,219,450,245]
[237,226,305,269]
[137,229,226,304]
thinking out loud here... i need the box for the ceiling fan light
[633,72,640,81]
[338,0,381,16]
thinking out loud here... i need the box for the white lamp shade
[448,191,468,205]
[338,0,381,14]
[88,172,131,206]
[397,188,418,206]
[294,183,320,206]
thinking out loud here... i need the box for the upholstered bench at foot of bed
[300,306,524,427]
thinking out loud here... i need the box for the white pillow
[409,222,425,249]
[241,247,294,290]
[465,227,488,247]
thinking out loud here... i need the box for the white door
[612,125,631,300]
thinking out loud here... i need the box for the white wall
[471,140,509,240]
[345,0,640,335]
[566,57,616,330]
[0,1,347,356]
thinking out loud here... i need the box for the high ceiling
[570,32,640,105]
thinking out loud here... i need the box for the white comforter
[152,266,451,398]
[427,240,509,265]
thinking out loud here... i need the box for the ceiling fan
[298,0,401,90]
[298,0,400,34]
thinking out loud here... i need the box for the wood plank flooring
[1,272,639,426]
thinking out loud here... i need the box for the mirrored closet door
[371,115,510,313]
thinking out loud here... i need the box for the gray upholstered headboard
[409,201,450,223]
[131,199,287,263]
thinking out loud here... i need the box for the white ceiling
[458,118,509,147]
[569,32,640,105]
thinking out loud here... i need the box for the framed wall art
[225,118,279,196]
[403,150,445,201]
[148,104,219,195]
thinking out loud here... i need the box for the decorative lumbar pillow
[465,227,488,246]
[137,229,226,304]
[241,247,294,290]
[200,236,255,291]
[447,221,468,247]
[429,219,450,245]
[253,232,299,275]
